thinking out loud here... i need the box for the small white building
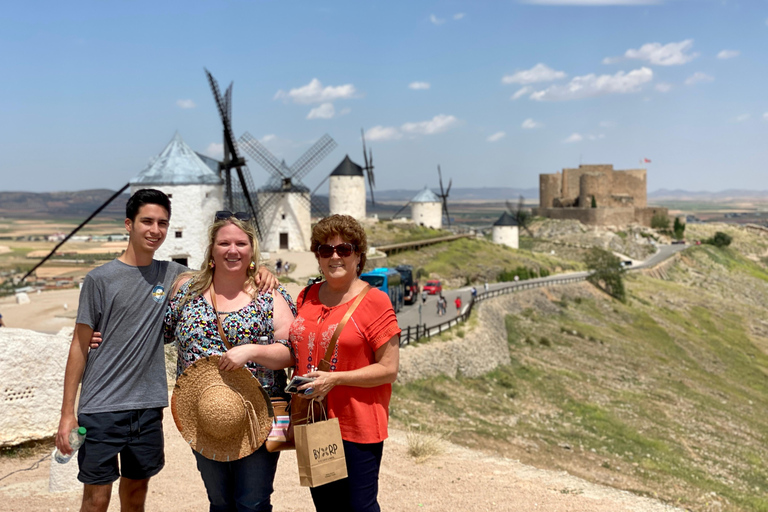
[328,155,365,219]
[410,187,443,229]
[130,133,223,270]
[492,211,519,249]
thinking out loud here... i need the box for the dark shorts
[77,407,165,485]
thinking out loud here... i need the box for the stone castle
[533,164,667,227]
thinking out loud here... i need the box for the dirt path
[0,405,682,512]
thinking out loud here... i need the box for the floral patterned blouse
[164,281,297,399]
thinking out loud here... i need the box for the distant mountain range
[2,187,767,219]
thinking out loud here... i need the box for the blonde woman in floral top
[164,211,295,512]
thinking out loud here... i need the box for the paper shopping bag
[294,417,347,487]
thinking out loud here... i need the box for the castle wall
[562,165,613,202]
[612,169,647,207]
[329,175,366,219]
[539,173,561,208]
[579,172,610,209]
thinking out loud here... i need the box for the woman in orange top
[290,214,401,512]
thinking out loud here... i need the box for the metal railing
[399,274,587,346]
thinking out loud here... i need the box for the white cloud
[176,99,196,109]
[685,72,714,86]
[430,14,445,25]
[487,131,506,142]
[734,114,751,122]
[274,78,356,104]
[599,120,617,128]
[606,39,698,66]
[511,86,533,100]
[409,81,431,90]
[453,13,465,20]
[365,126,403,141]
[563,133,583,143]
[530,67,653,101]
[401,114,459,135]
[655,82,672,93]
[525,0,659,4]
[338,107,351,116]
[365,115,460,141]
[521,118,543,129]
[717,50,740,60]
[503,63,567,85]
[261,134,276,143]
[306,102,336,120]
[206,142,223,159]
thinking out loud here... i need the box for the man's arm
[55,323,94,454]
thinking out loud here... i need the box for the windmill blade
[290,134,337,182]
[239,132,285,178]
[445,178,452,197]
[22,184,130,281]
[391,201,411,220]
[442,197,452,228]
[232,165,262,236]
[361,128,376,205]
[310,173,331,196]
[437,165,444,194]
[204,69,242,165]
[224,83,233,126]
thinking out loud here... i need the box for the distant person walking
[275,258,283,276]
[455,296,462,313]
[422,289,428,304]
[484,282,489,292]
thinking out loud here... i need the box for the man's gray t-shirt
[76,258,186,414]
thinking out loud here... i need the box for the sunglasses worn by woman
[316,243,357,259]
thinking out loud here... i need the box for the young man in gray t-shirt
[55,189,274,512]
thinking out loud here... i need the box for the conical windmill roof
[131,133,222,186]
[330,155,364,177]
[411,186,441,203]
[493,211,519,226]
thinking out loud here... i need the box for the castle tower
[328,155,365,219]
[539,173,561,208]
[579,172,608,208]
[410,187,442,229]
[492,212,519,249]
[130,132,223,270]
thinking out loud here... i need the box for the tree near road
[584,247,626,302]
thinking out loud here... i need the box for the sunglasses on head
[316,243,357,258]
[215,210,251,222]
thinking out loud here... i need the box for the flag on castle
[642,158,651,164]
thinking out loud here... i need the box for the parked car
[423,280,442,295]
[671,240,686,245]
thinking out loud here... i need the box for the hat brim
[172,355,274,461]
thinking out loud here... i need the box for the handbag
[266,283,372,452]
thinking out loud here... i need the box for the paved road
[395,243,689,329]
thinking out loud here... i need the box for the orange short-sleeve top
[289,284,401,444]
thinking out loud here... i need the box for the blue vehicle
[360,267,405,313]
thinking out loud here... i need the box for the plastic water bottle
[53,426,87,464]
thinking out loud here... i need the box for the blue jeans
[193,446,280,512]
[309,440,384,512]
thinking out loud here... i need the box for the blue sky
[2,0,767,194]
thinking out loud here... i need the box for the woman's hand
[219,345,256,371]
[300,370,337,401]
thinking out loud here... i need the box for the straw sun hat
[171,355,274,461]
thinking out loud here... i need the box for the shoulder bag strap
[321,284,371,364]
[209,282,234,351]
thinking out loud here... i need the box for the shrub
[704,231,732,248]
[584,247,626,302]
[651,213,670,230]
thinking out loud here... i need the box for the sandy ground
[0,404,682,512]
[0,252,682,511]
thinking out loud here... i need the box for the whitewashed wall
[130,184,223,270]
[411,202,443,230]
[493,225,519,249]
[259,192,311,252]
[0,327,73,446]
[329,175,366,219]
